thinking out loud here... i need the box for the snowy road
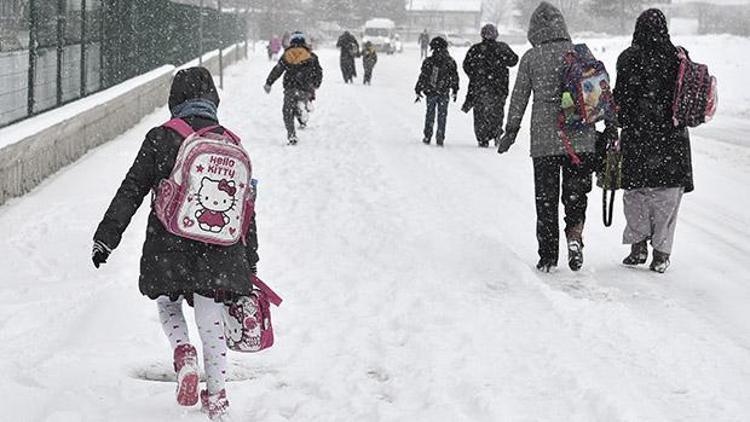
[1,39,750,421]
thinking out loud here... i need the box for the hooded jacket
[415,47,459,97]
[463,39,518,99]
[94,67,259,302]
[266,44,323,93]
[504,2,597,158]
[614,9,693,192]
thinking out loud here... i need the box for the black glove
[452,91,458,102]
[414,92,423,103]
[497,128,519,154]
[250,264,257,275]
[92,240,111,269]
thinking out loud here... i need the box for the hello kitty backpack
[153,118,254,246]
[223,276,283,353]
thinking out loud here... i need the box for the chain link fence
[0,0,248,128]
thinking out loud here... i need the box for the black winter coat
[614,9,694,193]
[336,32,359,59]
[415,49,459,97]
[266,45,323,93]
[94,115,259,301]
[463,40,518,100]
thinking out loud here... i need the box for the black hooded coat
[614,9,694,193]
[94,67,259,302]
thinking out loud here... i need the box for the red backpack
[672,46,717,128]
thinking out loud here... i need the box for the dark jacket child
[264,31,323,145]
[336,31,360,83]
[362,41,378,85]
[92,67,258,420]
[614,9,694,273]
[497,2,598,272]
[463,24,519,148]
[415,37,459,147]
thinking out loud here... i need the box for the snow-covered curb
[0,43,247,206]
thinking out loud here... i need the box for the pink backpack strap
[163,118,195,138]
[251,276,282,306]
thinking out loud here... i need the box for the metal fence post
[99,0,105,89]
[27,0,38,115]
[198,0,204,65]
[56,0,66,106]
[80,0,87,97]
[218,0,223,88]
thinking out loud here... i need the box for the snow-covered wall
[0,43,246,206]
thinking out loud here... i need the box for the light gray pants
[622,187,684,254]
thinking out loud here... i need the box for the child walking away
[497,2,601,272]
[415,36,459,147]
[362,41,378,85]
[614,9,699,273]
[462,24,518,148]
[264,31,323,145]
[91,67,259,421]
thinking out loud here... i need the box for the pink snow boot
[173,344,200,406]
[201,389,230,420]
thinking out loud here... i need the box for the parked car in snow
[445,33,472,47]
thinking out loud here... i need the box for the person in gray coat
[497,2,598,272]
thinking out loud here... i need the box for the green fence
[0,0,247,128]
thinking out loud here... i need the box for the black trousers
[283,89,309,137]
[532,153,594,263]
[472,93,506,144]
[363,63,375,84]
[340,56,356,82]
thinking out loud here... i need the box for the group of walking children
[500,2,706,274]
[416,23,518,148]
[336,31,379,85]
[417,1,711,275]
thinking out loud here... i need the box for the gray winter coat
[504,2,597,158]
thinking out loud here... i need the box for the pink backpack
[153,118,254,246]
[223,276,282,353]
[672,46,717,128]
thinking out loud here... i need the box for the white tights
[157,294,228,394]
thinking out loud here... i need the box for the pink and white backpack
[223,276,283,353]
[153,118,254,246]
[672,46,717,128]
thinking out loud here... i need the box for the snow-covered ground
[1,36,749,421]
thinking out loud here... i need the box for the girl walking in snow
[91,67,259,420]
[614,9,694,273]
[497,2,597,272]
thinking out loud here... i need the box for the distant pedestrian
[264,31,323,145]
[614,9,695,273]
[462,24,518,148]
[415,37,459,147]
[362,41,378,85]
[336,31,360,83]
[418,29,430,59]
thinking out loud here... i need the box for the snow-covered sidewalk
[1,38,749,421]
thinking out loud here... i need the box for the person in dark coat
[264,31,323,145]
[418,29,430,59]
[336,31,359,83]
[91,67,258,418]
[462,24,518,148]
[362,41,378,85]
[415,36,459,147]
[614,9,694,273]
[497,2,598,272]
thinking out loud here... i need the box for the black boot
[422,137,431,145]
[623,241,648,266]
[536,258,557,273]
[650,250,670,273]
[567,239,583,271]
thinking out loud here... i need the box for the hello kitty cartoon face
[197,177,237,213]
